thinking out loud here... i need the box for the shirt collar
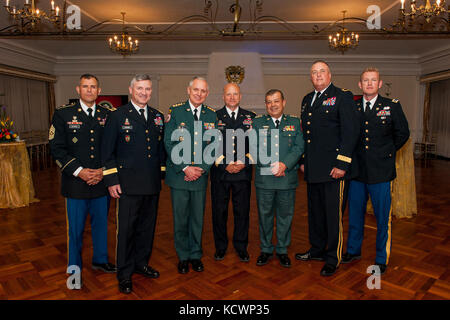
[79,99,96,115]
[189,100,202,115]
[131,100,147,115]
[315,82,331,96]
[226,106,239,118]
[271,115,283,126]
[363,95,378,109]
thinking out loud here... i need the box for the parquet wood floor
[0,159,449,300]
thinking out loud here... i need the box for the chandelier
[393,0,450,30]
[328,11,360,54]
[108,12,139,57]
[3,0,60,32]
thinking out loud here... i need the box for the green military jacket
[164,100,218,191]
[253,114,304,190]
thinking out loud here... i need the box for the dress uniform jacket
[211,107,256,182]
[101,102,166,195]
[253,114,304,189]
[353,96,410,184]
[300,83,360,183]
[49,100,112,199]
[164,100,218,191]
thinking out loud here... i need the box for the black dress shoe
[341,252,361,264]
[178,260,189,274]
[237,250,250,262]
[118,279,132,294]
[320,263,338,276]
[256,252,273,266]
[295,250,324,261]
[276,254,291,268]
[135,265,160,278]
[190,259,204,272]
[373,263,387,275]
[214,250,226,261]
[92,262,117,273]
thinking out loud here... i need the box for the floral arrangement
[0,106,18,142]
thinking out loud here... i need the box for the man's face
[310,62,332,91]
[76,77,101,105]
[187,79,209,107]
[223,84,241,110]
[265,92,286,119]
[129,80,152,107]
[359,71,382,97]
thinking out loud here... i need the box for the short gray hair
[130,74,152,87]
[188,76,208,90]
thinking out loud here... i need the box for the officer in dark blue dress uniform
[295,61,360,277]
[101,74,166,294]
[210,83,255,262]
[49,74,116,290]
[342,68,409,275]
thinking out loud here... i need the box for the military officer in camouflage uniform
[342,68,409,275]
[253,89,304,268]
[49,74,116,290]
[210,83,255,262]
[164,77,218,274]
[295,60,359,277]
[102,74,166,294]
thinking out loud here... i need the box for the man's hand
[300,164,305,173]
[86,168,103,185]
[108,184,122,198]
[184,166,204,181]
[330,167,346,179]
[271,162,287,177]
[225,161,245,174]
[78,169,98,185]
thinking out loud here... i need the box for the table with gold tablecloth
[367,138,417,218]
[0,141,38,209]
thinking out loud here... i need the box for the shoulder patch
[56,102,75,110]
[392,99,399,103]
[99,104,117,112]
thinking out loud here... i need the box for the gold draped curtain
[0,141,38,209]
[368,138,417,218]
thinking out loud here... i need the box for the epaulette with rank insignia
[206,106,216,112]
[392,99,399,103]
[288,114,299,118]
[341,88,350,92]
[56,102,75,110]
[99,104,117,112]
[171,102,184,108]
[156,108,164,115]
[255,115,263,119]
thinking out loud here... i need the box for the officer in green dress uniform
[164,77,218,274]
[253,89,304,268]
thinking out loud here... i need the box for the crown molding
[0,40,55,74]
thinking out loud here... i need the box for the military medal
[122,118,133,130]
[67,116,82,129]
[125,135,130,142]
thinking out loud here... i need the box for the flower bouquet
[0,106,18,143]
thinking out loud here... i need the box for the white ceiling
[1,0,449,57]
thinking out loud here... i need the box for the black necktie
[231,111,236,122]
[139,108,146,122]
[87,107,93,118]
[312,91,321,106]
[193,108,199,121]
[365,101,371,115]
[275,119,280,129]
